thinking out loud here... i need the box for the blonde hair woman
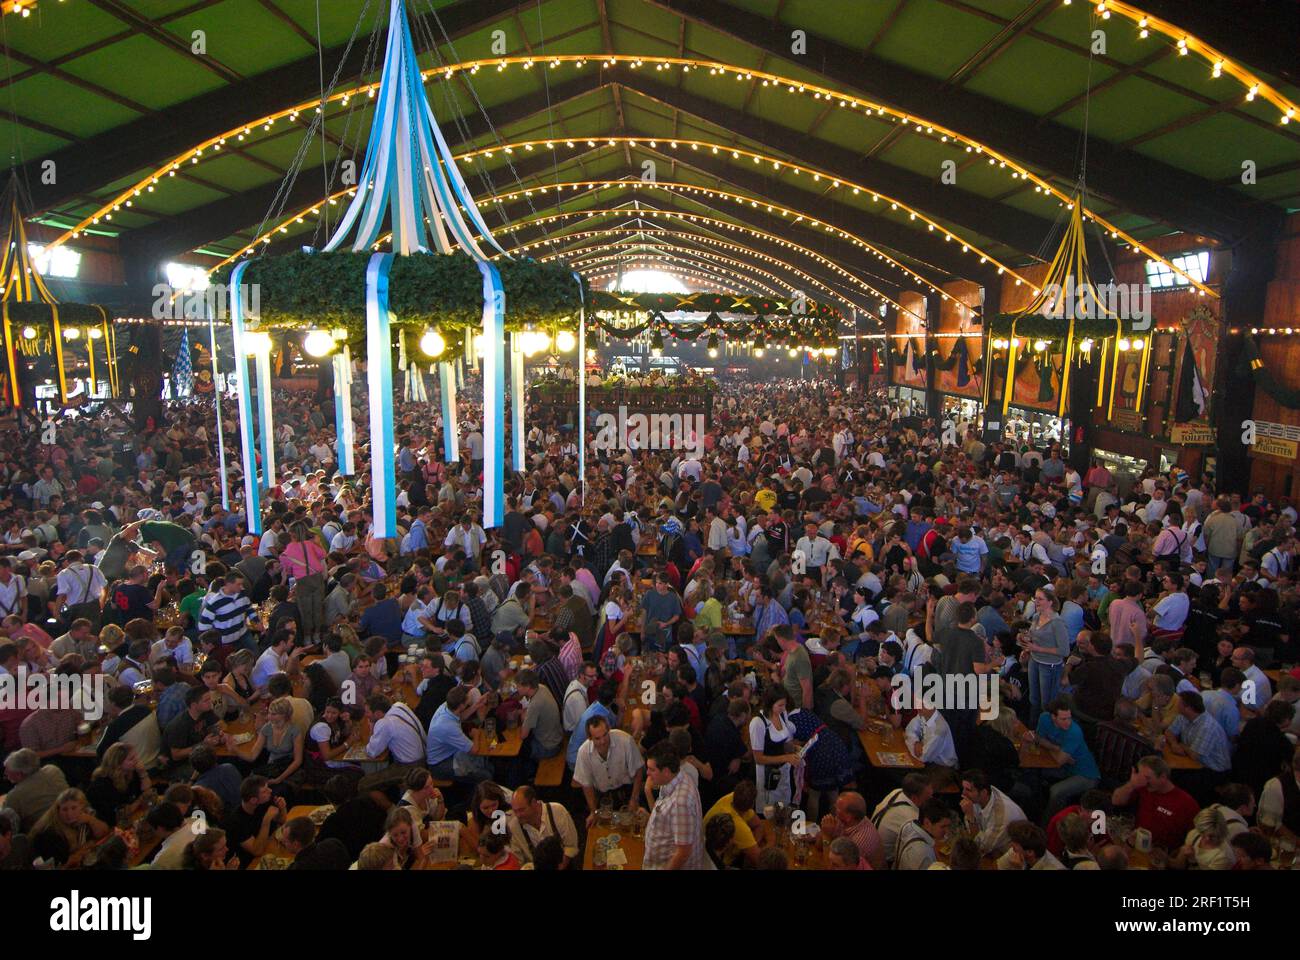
[1171,806,1235,870]
[246,697,305,788]
[378,805,430,870]
[30,788,109,866]
[353,840,398,870]
[87,742,152,827]
[223,648,258,705]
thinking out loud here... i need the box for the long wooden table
[583,822,646,870]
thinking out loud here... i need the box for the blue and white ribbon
[479,260,505,528]
[366,253,398,537]
[440,360,458,462]
[229,261,261,534]
[574,272,586,506]
[334,345,355,476]
[510,333,524,472]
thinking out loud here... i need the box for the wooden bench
[535,737,569,788]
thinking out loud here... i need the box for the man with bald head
[818,791,884,870]
[1231,646,1273,706]
[505,784,579,868]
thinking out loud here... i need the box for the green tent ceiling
[1,0,1295,310]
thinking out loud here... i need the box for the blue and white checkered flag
[173,327,193,396]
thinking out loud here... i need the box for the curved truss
[457,136,1031,279]
[37,54,1222,295]
[526,230,879,318]
[545,241,824,304]
[207,177,999,304]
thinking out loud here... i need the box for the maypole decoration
[315,0,510,533]
[0,182,116,408]
[990,200,1135,420]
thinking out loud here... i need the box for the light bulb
[21,326,36,340]
[419,329,446,358]
[555,330,576,352]
[242,331,272,354]
[1117,338,1131,351]
[754,347,765,357]
[1034,339,1047,352]
[1131,337,1144,350]
[63,327,81,340]
[707,347,718,358]
[303,329,335,357]
[88,328,103,340]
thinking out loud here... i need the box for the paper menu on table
[876,751,914,767]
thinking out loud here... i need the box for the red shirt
[1045,804,1112,857]
[1133,785,1199,850]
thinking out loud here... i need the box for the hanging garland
[212,251,585,331]
[589,290,842,321]
[1239,336,1300,409]
[986,311,1144,340]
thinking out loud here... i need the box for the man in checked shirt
[642,741,713,870]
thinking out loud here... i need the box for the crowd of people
[0,369,1296,873]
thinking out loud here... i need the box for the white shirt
[970,786,1027,855]
[1257,773,1299,830]
[149,637,194,668]
[872,787,919,866]
[562,679,590,733]
[444,524,486,559]
[905,711,958,767]
[894,819,937,870]
[507,802,579,864]
[794,535,833,568]
[572,728,644,793]
[55,563,107,606]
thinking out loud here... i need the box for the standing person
[1021,590,1069,721]
[748,686,798,810]
[1202,499,1241,577]
[639,574,683,654]
[279,524,327,645]
[51,551,107,631]
[642,741,713,870]
[934,601,991,768]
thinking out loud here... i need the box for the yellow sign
[1254,436,1298,461]
[1111,408,1142,432]
[1170,423,1215,445]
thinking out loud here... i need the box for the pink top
[280,540,327,580]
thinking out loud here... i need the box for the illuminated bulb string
[32,53,1219,296]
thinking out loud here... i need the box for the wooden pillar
[1220,229,1278,494]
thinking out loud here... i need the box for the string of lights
[524,231,872,315]
[1081,1,1298,125]
[498,208,908,314]
[551,247,794,301]
[478,180,980,303]
[571,252,784,298]
[203,177,967,304]
[30,52,1220,295]
[455,135,1033,284]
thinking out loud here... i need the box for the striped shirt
[198,589,253,646]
